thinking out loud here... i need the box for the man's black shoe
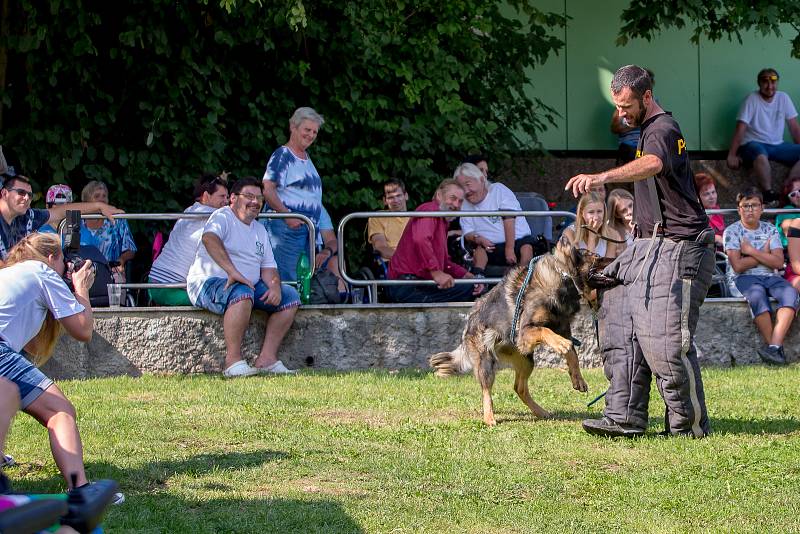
[582,416,645,438]
[757,345,787,366]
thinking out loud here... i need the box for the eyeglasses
[759,75,779,82]
[789,190,800,199]
[6,187,32,198]
[739,203,763,211]
[236,192,264,202]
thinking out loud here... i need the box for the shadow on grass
[300,368,431,381]
[710,416,800,435]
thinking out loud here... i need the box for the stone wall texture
[41,300,794,380]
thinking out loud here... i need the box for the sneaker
[0,454,14,468]
[112,490,125,505]
[257,360,297,375]
[582,416,645,438]
[222,361,259,378]
[757,345,787,366]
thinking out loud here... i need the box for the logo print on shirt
[255,241,264,257]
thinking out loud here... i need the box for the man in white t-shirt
[187,177,300,377]
[453,162,535,275]
[148,174,229,305]
[727,68,800,203]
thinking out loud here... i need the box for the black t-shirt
[633,112,709,239]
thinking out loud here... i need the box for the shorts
[785,263,800,286]
[738,141,800,167]
[147,277,191,306]
[0,341,53,409]
[469,235,537,266]
[194,277,301,315]
[734,274,800,318]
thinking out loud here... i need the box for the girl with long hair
[0,233,119,498]
[562,192,621,258]
[606,188,635,248]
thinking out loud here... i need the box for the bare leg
[326,255,348,293]
[24,385,87,488]
[753,311,773,344]
[472,246,488,270]
[753,154,773,192]
[789,159,800,181]
[518,244,533,265]
[770,307,796,346]
[254,306,298,368]
[223,298,253,369]
[0,379,19,457]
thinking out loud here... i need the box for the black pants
[386,276,477,303]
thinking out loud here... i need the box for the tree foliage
[0,0,564,219]
[617,0,800,59]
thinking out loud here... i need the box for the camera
[62,210,96,278]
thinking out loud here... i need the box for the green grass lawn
[5,366,800,533]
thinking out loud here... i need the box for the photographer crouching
[0,232,123,504]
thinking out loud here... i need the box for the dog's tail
[429,345,472,377]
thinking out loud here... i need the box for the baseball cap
[46,184,73,205]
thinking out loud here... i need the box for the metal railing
[337,210,577,293]
[61,211,316,292]
[707,207,800,216]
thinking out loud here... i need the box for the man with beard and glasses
[386,179,485,303]
[566,64,715,439]
[187,177,300,378]
[727,68,800,204]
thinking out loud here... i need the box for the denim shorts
[738,141,800,166]
[734,274,800,318]
[0,340,53,409]
[194,277,301,315]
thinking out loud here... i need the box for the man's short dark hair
[383,178,406,194]
[193,173,228,200]
[757,68,779,81]
[611,65,653,98]
[736,186,763,205]
[462,154,488,166]
[230,176,262,195]
[2,175,30,191]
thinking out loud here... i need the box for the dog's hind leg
[563,346,588,393]
[474,354,497,427]
[511,354,552,419]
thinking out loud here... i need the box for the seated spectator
[261,107,325,282]
[606,188,635,248]
[562,192,622,258]
[148,174,229,305]
[316,205,348,299]
[693,173,725,249]
[454,162,535,274]
[0,233,123,503]
[777,178,800,290]
[187,177,299,377]
[367,178,409,261]
[40,184,74,233]
[724,187,798,365]
[80,181,136,280]
[775,177,800,248]
[610,69,654,165]
[0,176,121,261]
[386,179,484,303]
[726,68,800,203]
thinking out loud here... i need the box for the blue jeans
[264,218,310,282]
[734,274,799,318]
[738,141,800,166]
[194,278,301,315]
[0,341,52,409]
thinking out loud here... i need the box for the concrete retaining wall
[41,300,794,380]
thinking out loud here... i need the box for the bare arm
[727,121,748,169]
[369,233,395,259]
[315,228,338,269]
[788,117,800,145]
[259,266,282,306]
[565,154,662,197]
[59,262,95,342]
[725,248,759,273]
[262,180,302,229]
[47,201,124,228]
[740,239,784,270]
[502,217,516,264]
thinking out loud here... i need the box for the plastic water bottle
[296,252,312,304]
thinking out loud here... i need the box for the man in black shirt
[566,64,714,438]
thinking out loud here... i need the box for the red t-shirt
[387,200,468,280]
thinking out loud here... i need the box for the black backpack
[64,245,115,307]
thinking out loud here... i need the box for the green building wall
[527,0,800,151]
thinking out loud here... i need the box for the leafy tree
[618,1,800,59]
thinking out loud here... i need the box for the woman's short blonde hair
[289,107,324,128]
[81,180,108,202]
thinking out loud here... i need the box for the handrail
[61,211,316,291]
[706,207,800,216]
[337,210,577,290]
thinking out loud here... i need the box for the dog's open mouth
[586,256,619,289]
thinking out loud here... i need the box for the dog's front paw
[572,374,589,393]
[549,336,573,355]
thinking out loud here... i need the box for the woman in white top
[606,188,635,248]
[562,192,621,258]
[0,233,100,492]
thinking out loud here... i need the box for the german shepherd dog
[429,243,612,426]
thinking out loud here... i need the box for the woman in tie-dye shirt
[80,181,137,281]
[261,107,324,281]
